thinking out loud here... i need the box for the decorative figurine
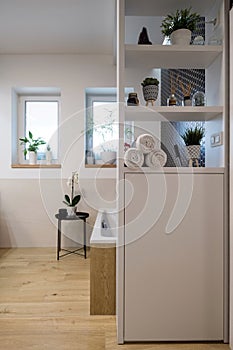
[127,92,139,106]
[138,27,152,45]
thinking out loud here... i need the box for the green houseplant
[19,131,46,164]
[161,7,201,45]
[141,77,160,106]
[181,126,205,166]
[63,171,81,216]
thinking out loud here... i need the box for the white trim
[17,95,61,164]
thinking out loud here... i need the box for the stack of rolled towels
[124,134,167,169]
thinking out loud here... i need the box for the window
[17,95,60,163]
[85,90,118,164]
[85,88,134,166]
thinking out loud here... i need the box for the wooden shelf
[12,164,61,169]
[125,44,222,69]
[125,106,223,122]
[85,164,116,168]
[123,167,225,174]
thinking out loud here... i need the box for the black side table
[55,211,89,260]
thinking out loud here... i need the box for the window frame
[18,95,61,164]
[85,93,117,163]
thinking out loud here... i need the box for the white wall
[0,54,116,247]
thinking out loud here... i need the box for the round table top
[55,211,89,220]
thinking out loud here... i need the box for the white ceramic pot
[29,151,37,165]
[170,29,191,45]
[100,151,117,164]
[46,150,52,165]
[186,145,201,159]
[86,156,94,165]
[142,85,159,103]
[67,206,77,217]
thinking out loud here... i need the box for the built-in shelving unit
[117,0,229,345]
[125,44,223,68]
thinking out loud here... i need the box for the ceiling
[0,0,116,54]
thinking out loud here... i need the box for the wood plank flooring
[0,248,230,350]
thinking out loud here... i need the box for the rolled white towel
[136,134,159,154]
[145,149,167,168]
[124,148,144,169]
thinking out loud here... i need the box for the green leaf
[29,131,33,139]
[72,195,81,206]
[64,194,71,204]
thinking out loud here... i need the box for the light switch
[210,132,223,147]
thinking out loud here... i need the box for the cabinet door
[124,173,224,341]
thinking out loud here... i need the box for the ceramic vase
[142,85,159,106]
[170,29,192,45]
[46,150,52,165]
[186,145,201,167]
[29,151,37,165]
[67,206,77,217]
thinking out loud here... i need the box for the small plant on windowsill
[19,131,46,165]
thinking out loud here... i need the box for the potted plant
[63,194,81,216]
[181,126,205,166]
[19,131,46,164]
[46,144,52,165]
[63,171,81,216]
[161,7,201,45]
[141,77,159,106]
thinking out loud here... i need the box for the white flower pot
[67,206,77,217]
[186,145,201,167]
[100,151,117,164]
[29,151,37,165]
[170,29,192,45]
[186,145,201,161]
[87,156,94,165]
[142,85,159,103]
[46,150,52,165]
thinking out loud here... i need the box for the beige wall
[0,53,116,247]
[0,178,116,247]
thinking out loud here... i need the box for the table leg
[57,219,61,260]
[84,218,87,259]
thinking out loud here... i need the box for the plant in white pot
[181,126,205,167]
[46,144,52,165]
[161,7,201,45]
[141,77,159,106]
[63,171,81,216]
[19,131,46,164]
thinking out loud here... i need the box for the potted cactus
[161,7,201,45]
[141,77,159,106]
[181,126,205,166]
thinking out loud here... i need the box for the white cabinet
[124,172,224,341]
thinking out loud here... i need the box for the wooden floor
[0,248,230,350]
